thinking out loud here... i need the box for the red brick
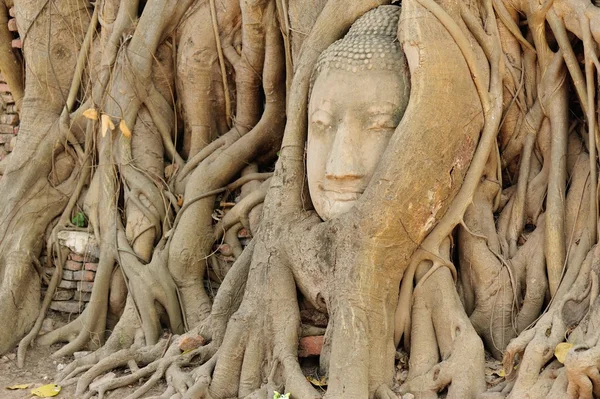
[50,300,84,313]
[77,281,94,292]
[52,289,74,301]
[11,39,21,49]
[178,335,206,352]
[238,228,252,238]
[298,336,324,357]
[84,262,98,271]
[64,260,83,271]
[1,93,14,104]
[74,291,91,302]
[61,269,74,280]
[7,18,17,32]
[69,253,86,262]
[58,280,77,289]
[73,270,95,281]
[6,136,16,152]
[0,113,18,125]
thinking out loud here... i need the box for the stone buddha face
[306,6,409,221]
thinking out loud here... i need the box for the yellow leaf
[101,114,115,138]
[497,369,505,377]
[120,120,132,138]
[306,375,328,387]
[555,342,574,364]
[82,108,98,120]
[6,383,30,390]
[31,384,61,397]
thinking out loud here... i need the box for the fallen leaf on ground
[5,383,30,390]
[307,375,328,387]
[31,384,61,397]
[555,342,574,364]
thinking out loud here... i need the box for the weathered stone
[11,39,21,49]
[73,270,95,281]
[1,93,14,104]
[0,83,10,93]
[49,300,84,313]
[7,136,16,152]
[178,335,206,352]
[64,260,82,271]
[68,253,86,262]
[0,132,13,142]
[57,231,99,259]
[52,289,74,301]
[58,280,77,289]
[0,113,18,124]
[74,291,92,302]
[77,281,94,292]
[61,270,75,280]
[300,309,329,327]
[40,318,54,334]
[84,262,99,271]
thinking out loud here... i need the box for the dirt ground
[0,311,166,399]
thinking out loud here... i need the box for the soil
[0,311,166,399]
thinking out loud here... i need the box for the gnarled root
[504,245,600,398]
[401,267,486,398]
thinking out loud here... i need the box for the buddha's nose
[325,122,365,180]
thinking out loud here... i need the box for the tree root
[401,267,486,398]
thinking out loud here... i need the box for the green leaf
[72,212,87,228]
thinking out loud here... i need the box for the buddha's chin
[317,198,358,221]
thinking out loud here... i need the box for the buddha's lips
[320,187,363,201]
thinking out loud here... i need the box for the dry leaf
[30,384,61,397]
[307,375,328,387]
[101,114,115,138]
[555,342,574,364]
[82,108,98,120]
[120,119,132,138]
[496,369,505,377]
[6,383,30,390]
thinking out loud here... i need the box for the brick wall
[0,7,21,163]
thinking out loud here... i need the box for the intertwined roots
[2,0,600,398]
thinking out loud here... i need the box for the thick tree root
[401,267,486,398]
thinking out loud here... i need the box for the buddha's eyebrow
[366,102,398,115]
[310,108,333,120]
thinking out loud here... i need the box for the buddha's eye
[310,110,334,131]
[365,114,398,132]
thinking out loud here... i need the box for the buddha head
[307,6,410,221]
